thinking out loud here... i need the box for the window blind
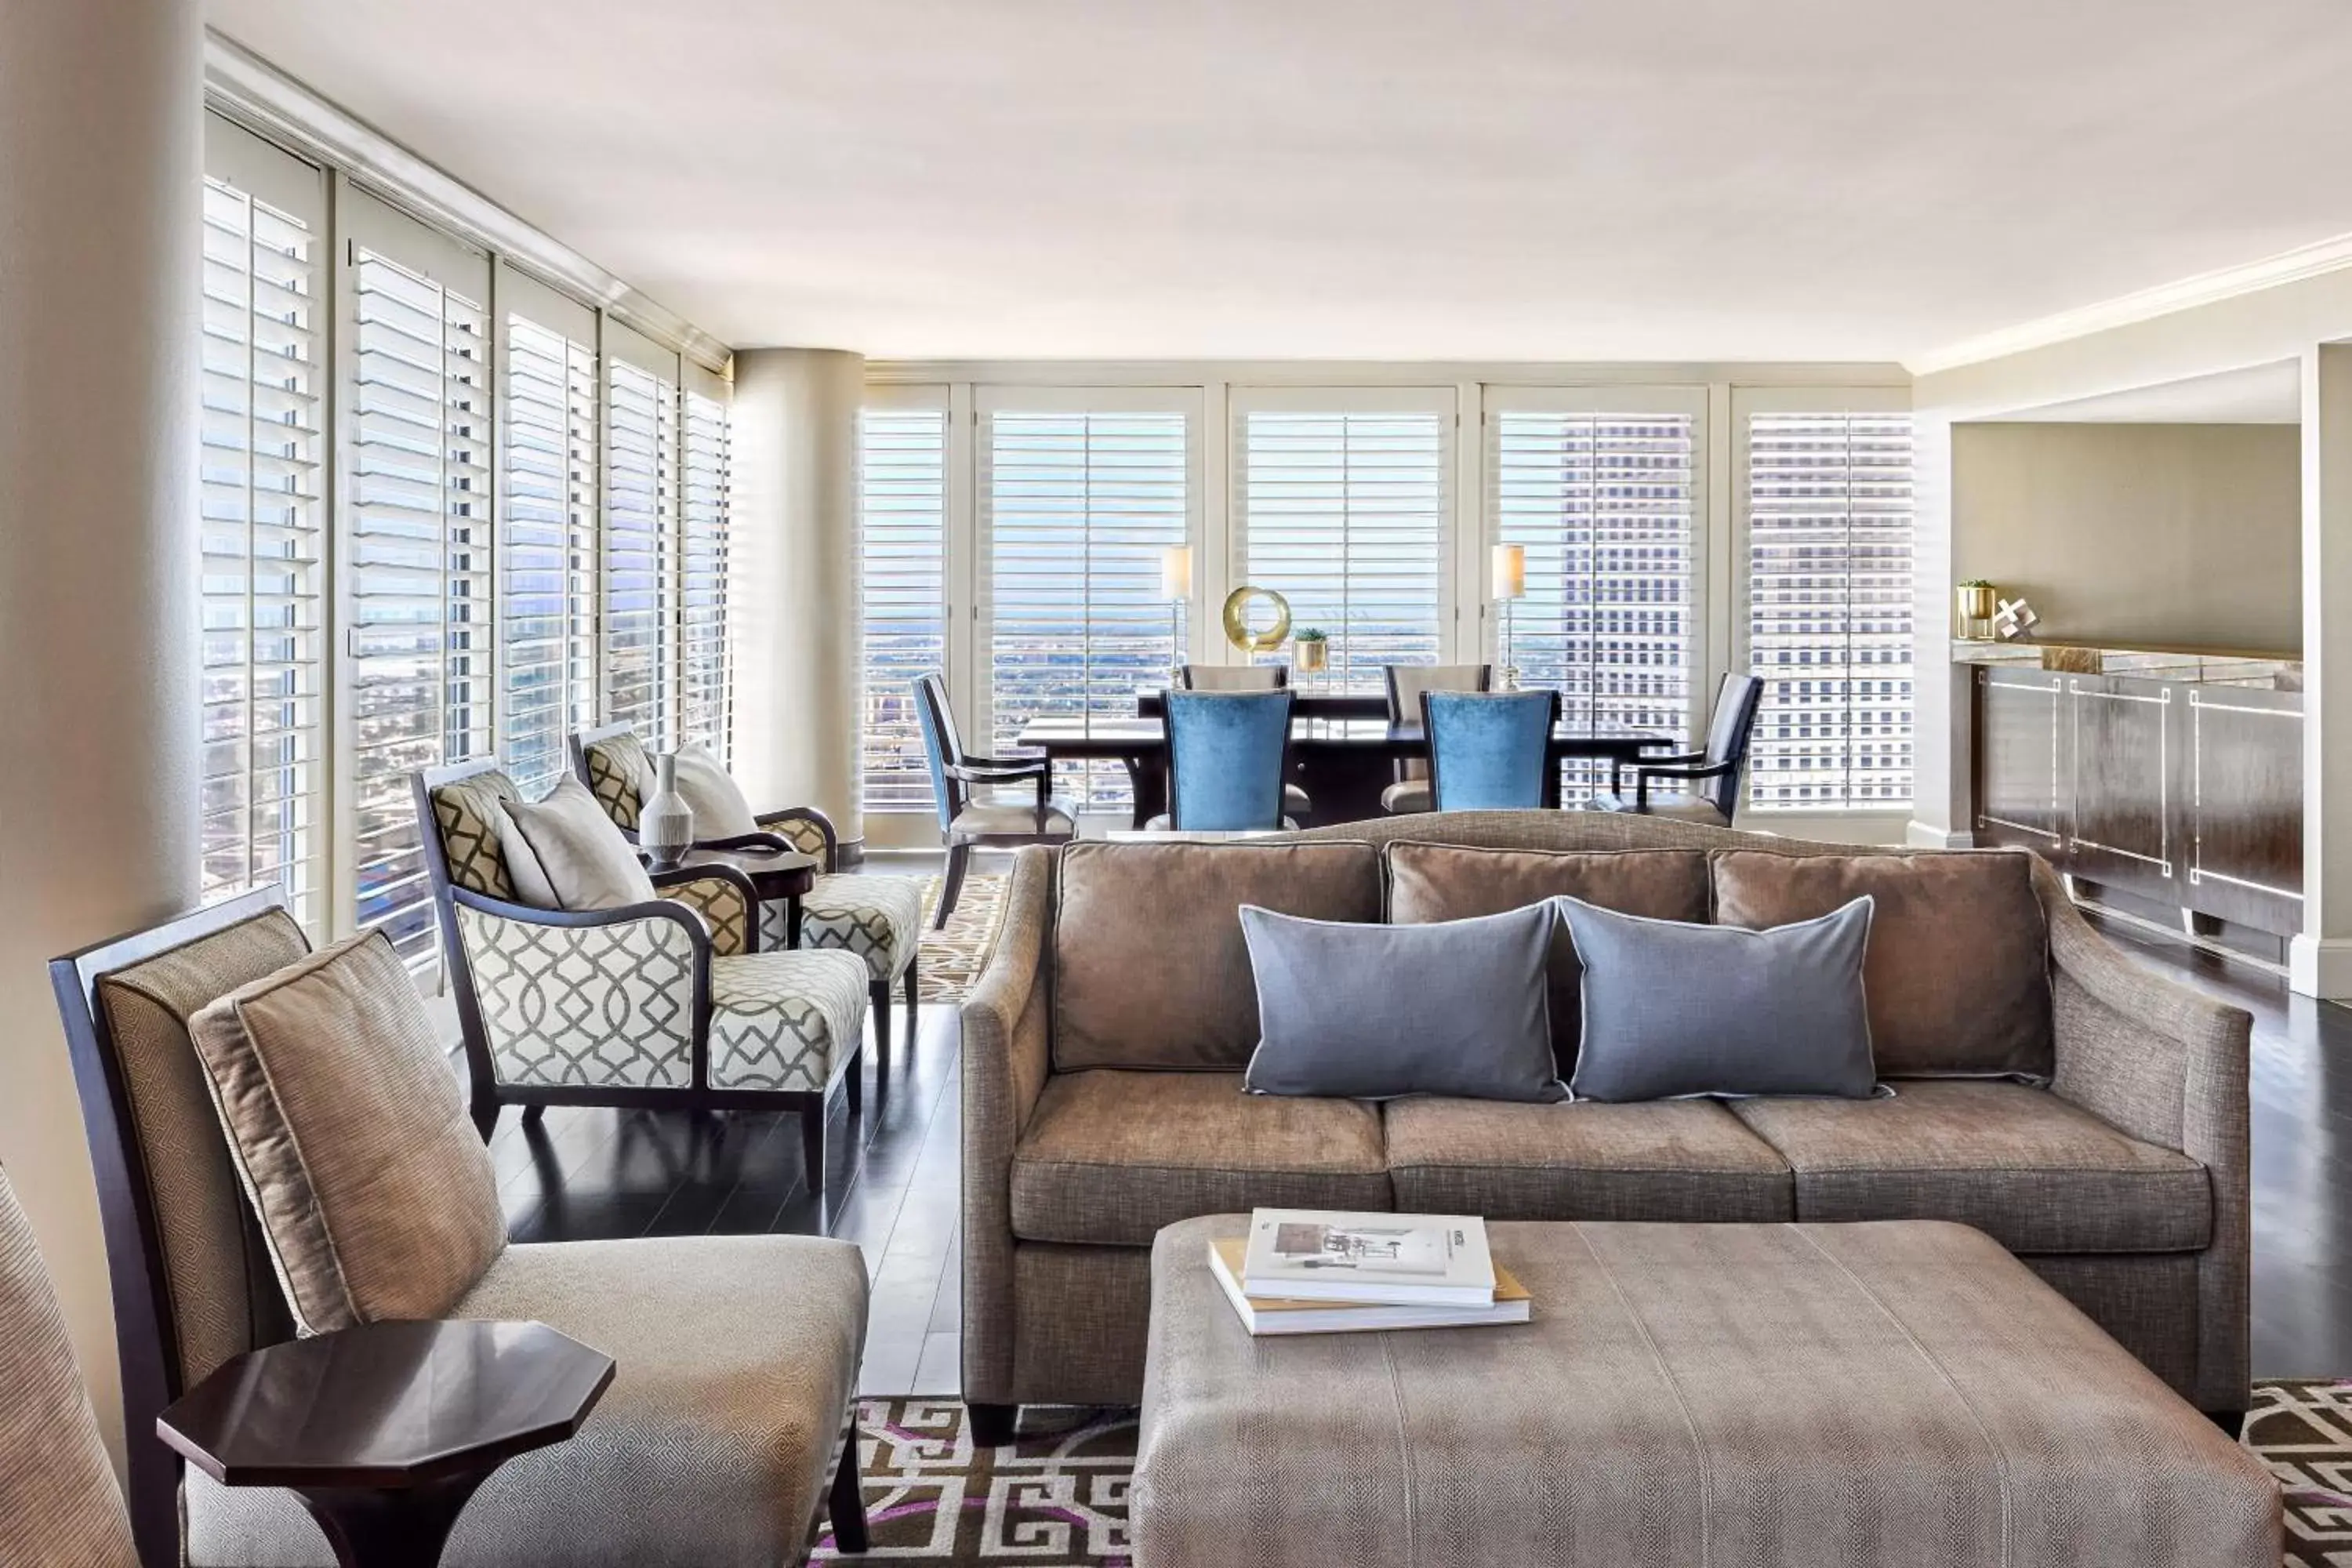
[1746,411,1915,811]
[604,359,677,746]
[1491,408,1697,800]
[347,246,492,963]
[1237,408,1446,691]
[198,177,326,935]
[983,409,1189,811]
[679,388,733,761]
[499,314,597,797]
[858,407,949,812]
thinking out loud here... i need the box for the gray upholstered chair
[1381,662,1492,814]
[0,1167,136,1567]
[913,671,1077,927]
[1177,662,1287,690]
[1588,672,1766,826]
[49,890,871,1568]
[570,724,926,1065]
[414,760,870,1195]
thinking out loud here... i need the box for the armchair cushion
[1586,789,1730,825]
[950,799,1078,837]
[456,906,697,1090]
[431,771,524,898]
[501,776,659,910]
[187,931,506,1334]
[761,874,924,982]
[709,950,870,1092]
[671,741,760,838]
[583,731,652,829]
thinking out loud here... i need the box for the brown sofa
[957,811,2252,1438]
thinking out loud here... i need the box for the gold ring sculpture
[1221,585,1292,654]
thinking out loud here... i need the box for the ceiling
[1991,361,2303,423]
[207,0,2352,364]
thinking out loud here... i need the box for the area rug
[917,873,1007,1004]
[811,1385,2352,1564]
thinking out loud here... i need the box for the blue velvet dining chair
[1151,688,1299,830]
[1421,688,1562,811]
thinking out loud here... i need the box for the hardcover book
[1210,1238,1530,1336]
[1239,1209,1497,1308]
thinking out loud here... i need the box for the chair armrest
[753,805,839,870]
[1610,748,1704,790]
[648,865,759,955]
[451,886,713,952]
[959,845,1057,1406]
[1632,757,1736,806]
[964,753,1047,771]
[694,830,795,855]
[946,760,1047,783]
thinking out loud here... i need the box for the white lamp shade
[1160,545,1193,601]
[1490,543,1526,601]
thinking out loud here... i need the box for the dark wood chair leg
[521,1104,545,1126]
[903,960,919,1042]
[829,1433,869,1554]
[2208,1408,2246,1440]
[933,842,971,931]
[470,1093,499,1142]
[844,1041,863,1117]
[870,978,891,1066]
[966,1403,1018,1447]
[800,1099,826,1197]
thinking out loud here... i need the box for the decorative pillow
[1711,849,2053,1080]
[1240,903,1565,1102]
[187,931,506,1334]
[1555,894,1878,1102]
[669,742,762,838]
[499,775,659,909]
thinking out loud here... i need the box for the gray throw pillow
[1240,903,1565,1102]
[1555,894,1878,1102]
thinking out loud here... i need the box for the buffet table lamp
[1492,543,1526,690]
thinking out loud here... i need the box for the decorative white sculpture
[1994,596,2040,641]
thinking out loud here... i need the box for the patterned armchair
[571,724,927,1066]
[414,760,870,1200]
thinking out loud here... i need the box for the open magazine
[1240,1209,1497,1308]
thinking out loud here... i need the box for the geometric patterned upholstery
[432,771,524,899]
[759,875,924,983]
[657,873,753,959]
[583,735,650,832]
[454,905,698,1090]
[760,811,832,858]
[709,950,870,1092]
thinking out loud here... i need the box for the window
[679,385,733,760]
[858,403,949,811]
[198,169,326,934]
[1490,397,1699,800]
[982,397,1193,811]
[1744,408,1915,811]
[603,357,677,745]
[1236,394,1448,691]
[498,307,597,797]
[345,233,492,961]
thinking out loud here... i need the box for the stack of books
[1208,1208,1531,1337]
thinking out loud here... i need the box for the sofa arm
[959,844,1055,1406]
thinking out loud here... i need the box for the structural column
[2295,343,2352,996]
[731,348,866,852]
[0,0,206,1452]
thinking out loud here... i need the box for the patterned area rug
[916,873,1007,1004]
[811,1386,2352,1565]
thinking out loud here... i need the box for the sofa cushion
[1384,843,1708,1070]
[1011,1071,1390,1246]
[1711,848,2053,1080]
[1729,1081,2209,1254]
[1383,1098,1792,1221]
[1053,841,1380,1072]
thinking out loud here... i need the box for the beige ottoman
[1134,1218,2279,1568]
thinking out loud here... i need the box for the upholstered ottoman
[1134,1218,2280,1568]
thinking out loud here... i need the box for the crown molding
[203,31,731,376]
[1905,232,2352,379]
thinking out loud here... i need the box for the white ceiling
[207,0,2352,364]
[1989,361,2303,423]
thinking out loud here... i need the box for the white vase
[641,753,695,869]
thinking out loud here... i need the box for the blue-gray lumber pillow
[1555,894,1878,1102]
[1240,903,1566,1102]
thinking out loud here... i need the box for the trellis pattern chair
[1588,671,1766,826]
[1381,663,1493,813]
[572,725,926,1064]
[913,672,1077,927]
[415,760,870,1195]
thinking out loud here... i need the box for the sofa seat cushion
[1383,1098,1792,1221]
[1729,1081,2209,1254]
[1011,1071,1390,1246]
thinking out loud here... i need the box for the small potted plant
[1955,580,1998,638]
[1292,627,1329,675]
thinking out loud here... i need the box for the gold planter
[1294,639,1328,675]
[1955,584,1998,640]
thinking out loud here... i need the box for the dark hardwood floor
[497,887,2352,1395]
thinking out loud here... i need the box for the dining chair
[1421,688,1563,810]
[1151,688,1300,831]
[1381,663,1492,813]
[913,672,1078,929]
[1587,672,1766,826]
[1177,663,1287,690]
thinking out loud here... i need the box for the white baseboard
[1905,820,1977,850]
[2288,935,2352,999]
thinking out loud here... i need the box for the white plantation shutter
[604,357,678,746]
[1744,408,1915,811]
[198,161,327,935]
[346,234,493,963]
[1235,394,1449,691]
[499,304,598,797]
[680,383,733,761]
[981,397,1193,811]
[1490,398,1700,800]
[858,403,949,811]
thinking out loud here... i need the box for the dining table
[1014,703,1676,828]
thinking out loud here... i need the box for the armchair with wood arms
[912,672,1076,928]
[1588,671,1765,826]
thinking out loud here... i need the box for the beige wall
[1952,422,2301,653]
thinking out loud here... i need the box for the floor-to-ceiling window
[857,394,950,814]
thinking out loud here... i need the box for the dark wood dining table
[1014,704,1675,828]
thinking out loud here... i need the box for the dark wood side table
[656,844,819,947]
[157,1319,615,1568]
